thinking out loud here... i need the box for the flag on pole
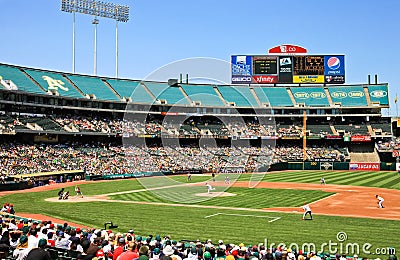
[395,95,398,104]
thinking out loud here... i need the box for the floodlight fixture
[61,0,130,76]
[61,0,129,22]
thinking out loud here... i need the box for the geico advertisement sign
[231,76,252,84]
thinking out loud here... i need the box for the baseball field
[1,170,400,257]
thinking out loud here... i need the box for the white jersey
[302,204,311,212]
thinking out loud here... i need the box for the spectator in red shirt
[112,237,126,260]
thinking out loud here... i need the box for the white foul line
[204,213,280,222]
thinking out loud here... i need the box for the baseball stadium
[1,1,400,260]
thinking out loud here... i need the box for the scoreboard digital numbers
[253,56,277,75]
[293,56,324,75]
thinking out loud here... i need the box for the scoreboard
[231,55,345,84]
[293,56,324,75]
[253,56,278,75]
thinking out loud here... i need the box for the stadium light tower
[61,0,130,77]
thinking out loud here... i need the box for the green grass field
[1,170,399,257]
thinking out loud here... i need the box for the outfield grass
[1,171,399,257]
[110,186,334,208]
[235,170,400,189]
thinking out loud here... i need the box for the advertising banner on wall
[324,55,345,84]
[349,162,380,171]
[351,135,372,142]
[278,56,293,83]
[268,44,307,54]
[231,55,253,84]
[293,75,325,83]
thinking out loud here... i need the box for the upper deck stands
[328,85,368,107]
[368,85,389,106]
[67,75,120,101]
[0,63,390,109]
[143,82,189,105]
[290,87,330,107]
[107,79,154,104]
[0,64,44,94]
[217,85,259,107]
[24,69,83,99]
[181,84,225,106]
[254,87,293,107]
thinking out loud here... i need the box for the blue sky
[1,0,399,115]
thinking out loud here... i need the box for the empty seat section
[258,87,293,107]
[67,75,119,101]
[368,85,389,105]
[107,79,154,104]
[143,82,188,105]
[0,64,45,94]
[335,124,369,134]
[307,124,333,135]
[329,86,368,106]
[181,84,224,106]
[290,87,329,106]
[253,87,269,104]
[24,69,83,98]
[370,123,392,134]
[217,86,259,107]
[21,117,63,131]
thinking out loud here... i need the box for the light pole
[92,17,99,75]
[61,0,130,77]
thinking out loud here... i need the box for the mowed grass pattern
[110,186,334,208]
[234,170,400,189]
[1,171,400,256]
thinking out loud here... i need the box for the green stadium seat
[107,79,154,103]
[290,87,329,106]
[67,75,120,101]
[0,64,45,94]
[24,69,84,99]
[143,82,189,105]
[329,86,368,107]
[368,85,389,105]
[255,87,293,107]
[217,85,260,107]
[181,84,224,106]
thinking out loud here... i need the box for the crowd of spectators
[0,113,352,138]
[376,137,400,151]
[0,142,348,177]
[0,214,392,260]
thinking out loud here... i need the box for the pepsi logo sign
[327,57,341,70]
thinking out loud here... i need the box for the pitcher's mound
[195,192,236,197]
